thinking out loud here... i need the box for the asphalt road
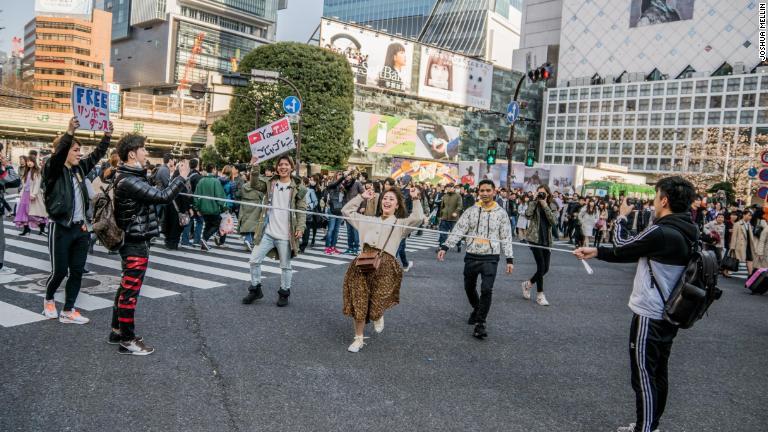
[1,236,766,432]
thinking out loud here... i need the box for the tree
[681,127,755,200]
[199,145,224,169]
[211,42,355,167]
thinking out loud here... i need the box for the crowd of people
[0,117,754,432]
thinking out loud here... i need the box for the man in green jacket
[438,183,463,249]
[242,155,307,307]
[194,164,227,252]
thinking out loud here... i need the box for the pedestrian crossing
[0,221,357,328]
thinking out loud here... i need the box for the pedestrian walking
[578,200,599,247]
[574,176,699,432]
[180,158,203,247]
[437,183,462,249]
[194,165,227,252]
[437,179,515,340]
[522,185,558,306]
[299,176,319,253]
[41,117,113,324]
[516,195,530,238]
[111,134,190,355]
[14,150,48,236]
[0,143,19,276]
[242,155,307,307]
[341,186,424,353]
[237,168,264,252]
[341,170,364,255]
[324,172,345,255]
[730,209,756,276]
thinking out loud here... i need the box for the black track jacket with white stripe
[597,212,698,320]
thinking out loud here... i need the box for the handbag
[173,201,190,227]
[355,221,397,274]
[720,249,740,272]
[219,211,236,235]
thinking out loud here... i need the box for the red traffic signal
[528,63,553,83]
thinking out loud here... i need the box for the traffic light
[527,63,553,83]
[222,72,250,87]
[525,148,536,167]
[486,143,498,165]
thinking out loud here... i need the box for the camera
[621,196,637,206]
[537,192,547,200]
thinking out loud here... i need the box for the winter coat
[730,220,757,262]
[439,192,463,221]
[249,167,307,259]
[237,182,263,234]
[578,207,600,237]
[24,171,47,218]
[524,200,559,245]
[441,202,514,262]
[114,164,186,242]
[194,174,227,216]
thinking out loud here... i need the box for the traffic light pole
[506,74,527,190]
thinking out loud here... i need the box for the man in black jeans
[41,117,112,324]
[575,176,698,432]
[111,133,190,355]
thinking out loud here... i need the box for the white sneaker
[373,316,384,334]
[522,281,532,300]
[42,299,58,319]
[347,336,367,353]
[616,423,660,432]
[0,266,16,275]
[536,292,550,306]
[59,308,90,324]
[404,261,414,272]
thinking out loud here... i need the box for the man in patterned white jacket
[437,179,515,339]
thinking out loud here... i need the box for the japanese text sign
[247,118,296,163]
[72,85,110,131]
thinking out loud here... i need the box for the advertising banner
[629,0,695,28]
[391,158,459,185]
[353,111,460,161]
[418,46,493,110]
[107,83,120,114]
[320,19,414,93]
[458,162,480,187]
[35,0,93,17]
[71,85,110,132]
[247,118,296,163]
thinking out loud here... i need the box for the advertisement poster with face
[415,122,460,161]
[458,162,480,187]
[320,20,414,93]
[418,46,493,109]
[629,0,695,28]
[548,165,578,194]
[523,168,551,193]
[391,158,459,185]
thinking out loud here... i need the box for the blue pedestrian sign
[506,101,520,125]
[283,96,301,115]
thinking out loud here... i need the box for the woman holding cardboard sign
[340,186,424,353]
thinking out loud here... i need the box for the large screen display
[417,46,493,110]
[35,0,93,17]
[629,0,695,28]
[353,111,460,161]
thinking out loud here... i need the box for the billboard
[418,46,493,110]
[320,19,414,93]
[35,0,93,18]
[391,158,459,185]
[629,0,695,28]
[353,111,460,161]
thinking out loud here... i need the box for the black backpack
[648,228,722,329]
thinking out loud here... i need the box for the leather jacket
[114,164,186,242]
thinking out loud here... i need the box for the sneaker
[42,299,58,319]
[467,309,478,325]
[276,289,290,307]
[536,292,550,306]
[107,331,143,345]
[213,234,222,247]
[521,281,532,300]
[200,239,210,252]
[59,309,90,324]
[404,261,414,272]
[331,247,343,255]
[242,284,263,304]
[118,338,155,356]
[243,239,254,252]
[0,266,16,275]
[616,423,659,432]
[473,323,488,339]
[323,247,333,255]
[347,336,367,353]
[342,249,355,255]
[373,316,384,334]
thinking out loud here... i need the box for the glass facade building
[323,0,436,38]
[540,74,768,174]
[174,21,260,84]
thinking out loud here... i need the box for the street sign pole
[506,76,526,189]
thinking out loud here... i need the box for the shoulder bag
[720,249,739,272]
[355,220,397,274]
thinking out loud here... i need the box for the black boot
[19,225,31,236]
[38,225,46,235]
[473,323,487,339]
[467,309,479,325]
[276,289,290,307]
[242,284,263,304]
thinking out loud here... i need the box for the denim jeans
[181,215,204,245]
[438,220,456,246]
[249,233,292,289]
[325,216,341,248]
[346,223,360,251]
[397,238,408,267]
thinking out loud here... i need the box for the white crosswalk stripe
[0,222,355,328]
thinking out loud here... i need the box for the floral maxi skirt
[343,245,403,322]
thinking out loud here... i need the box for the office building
[537,0,766,175]
[511,0,562,73]
[103,0,278,91]
[323,0,522,68]
[22,5,113,112]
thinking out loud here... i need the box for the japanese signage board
[107,83,121,114]
[71,85,110,132]
[247,118,296,163]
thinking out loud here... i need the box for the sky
[0,0,34,55]
[0,0,323,55]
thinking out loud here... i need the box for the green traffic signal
[486,147,497,165]
[525,149,535,167]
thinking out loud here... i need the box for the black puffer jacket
[114,164,186,241]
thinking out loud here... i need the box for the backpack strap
[647,257,667,302]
